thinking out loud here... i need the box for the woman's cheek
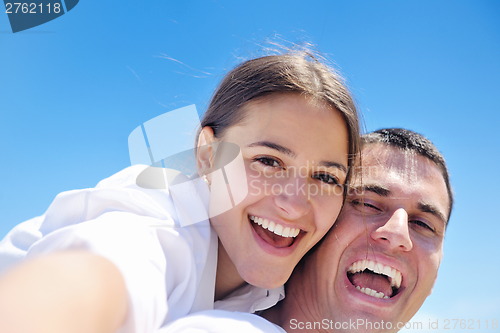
[248,178,264,197]
[318,195,344,231]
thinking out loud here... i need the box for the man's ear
[196,126,217,177]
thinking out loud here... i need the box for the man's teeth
[348,259,402,289]
[355,286,390,299]
[249,216,300,238]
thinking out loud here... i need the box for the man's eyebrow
[247,141,347,173]
[418,202,447,224]
[352,184,391,197]
[247,141,296,157]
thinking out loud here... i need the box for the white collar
[214,283,285,313]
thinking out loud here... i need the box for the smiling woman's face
[198,93,349,290]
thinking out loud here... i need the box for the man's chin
[334,282,410,332]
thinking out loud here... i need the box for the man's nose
[370,208,413,251]
[273,176,312,219]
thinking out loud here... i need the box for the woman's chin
[241,269,290,289]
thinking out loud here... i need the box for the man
[163,128,453,333]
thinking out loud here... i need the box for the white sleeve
[0,216,43,274]
[159,310,286,333]
[0,166,214,331]
[26,213,199,333]
[0,165,167,276]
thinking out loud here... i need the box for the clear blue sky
[1,1,499,331]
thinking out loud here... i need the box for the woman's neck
[261,260,326,333]
[215,240,246,301]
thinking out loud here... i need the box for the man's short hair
[362,128,453,223]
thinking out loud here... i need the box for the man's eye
[410,220,435,233]
[254,157,283,169]
[350,199,381,212]
[314,173,340,185]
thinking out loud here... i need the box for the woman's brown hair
[200,50,361,191]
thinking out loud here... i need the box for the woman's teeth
[249,215,300,238]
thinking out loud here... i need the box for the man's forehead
[354,144,441,186]
[350,144,450,221]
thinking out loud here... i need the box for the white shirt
[159,310,286,333]
[0,166,284,332]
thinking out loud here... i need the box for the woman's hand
[0,251,128,333]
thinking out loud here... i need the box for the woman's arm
[0,251,128,333]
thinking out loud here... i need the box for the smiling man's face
[308,143,449,332]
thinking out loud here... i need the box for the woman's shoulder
[38,165,209,238]
[96,165,194,190]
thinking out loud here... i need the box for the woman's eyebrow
[319,161,347,174]
[247,140,347,173]
[247,141,296,157]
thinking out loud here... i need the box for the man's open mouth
[249,215,301,248]
[347,260,403,299]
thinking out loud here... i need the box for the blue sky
[1,0,499,331]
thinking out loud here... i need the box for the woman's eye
[314,173,340,185]
[254,157,283,169]
[410,220,435,233]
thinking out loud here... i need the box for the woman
[0,50,360,333]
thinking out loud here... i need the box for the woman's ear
[196,126,217,177]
